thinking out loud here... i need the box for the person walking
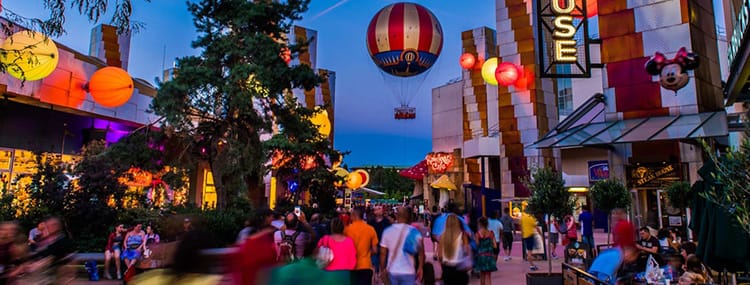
[546,215,560,259]
[379,207,424,285]
[475,217,498,285]
[520,211,540,271]
[499,207,515,261]
[487,210,503,260]
[368,205,391,279]
[436,214,470,285]
[564,215,578,246]
[318,218,356,271]
[579,208,595,249]
[344,207,378,285]
[274,213,311,262]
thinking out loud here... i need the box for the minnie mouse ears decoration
[644,47,699,93]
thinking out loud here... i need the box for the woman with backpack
[315,217,356,271]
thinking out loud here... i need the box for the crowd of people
[0,203,723,285]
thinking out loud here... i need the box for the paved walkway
[420,231,610,285]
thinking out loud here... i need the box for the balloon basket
[394,106,416,120]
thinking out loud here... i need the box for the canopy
[530,111,728,149]
[356,187,386,196]
[400,160,427,180]
[430,174,457,191]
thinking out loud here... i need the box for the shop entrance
[630,188,687,234]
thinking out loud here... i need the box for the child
[475,217,498,285]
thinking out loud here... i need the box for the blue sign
[588,160,609,182]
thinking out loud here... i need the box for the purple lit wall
[0,100,140,154]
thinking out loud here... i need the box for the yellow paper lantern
[310,107,331,137]
[1,31,59,81]
[88,66,134,108]
[481,57,499,86]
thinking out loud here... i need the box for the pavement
[426,230,610,285]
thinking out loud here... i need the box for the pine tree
[153,0,333,208]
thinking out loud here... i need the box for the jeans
[388,273,415,285]
[582,235,595,248]
[442,264,469,285]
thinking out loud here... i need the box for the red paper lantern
[574,0,598,18]
[88,67,134,108]
[459,53,476,70]
[495,62,520,87]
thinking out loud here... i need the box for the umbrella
[400,160,427,180]
[690,161,750,272]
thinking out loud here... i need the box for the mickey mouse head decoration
[645,47,699,93]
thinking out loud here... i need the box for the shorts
[350,269,373,285]
[121,248,141,260]
[502,232,513,250]
[550,233,559,245]
[523,237,536,251]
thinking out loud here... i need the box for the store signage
[728,0,750,66]
[626,164,682,188]
[425,152,454,173]
[536,0,591,78]
[587,160,609,182]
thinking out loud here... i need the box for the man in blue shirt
[579,208,595,249]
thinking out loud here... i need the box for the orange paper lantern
[346,172,363,189]
[495,62,520,87]
[459,53,476,70]
[574,0,597,18]
[354,169,370,188]
[88,67,134,108]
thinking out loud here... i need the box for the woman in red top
[231,209,278,285]
[104,224,125,280]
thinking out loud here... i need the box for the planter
[526,272,563,285]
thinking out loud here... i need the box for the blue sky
[3,0,496,167]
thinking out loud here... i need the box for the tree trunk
[607,214,612,245]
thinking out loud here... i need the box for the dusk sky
[3,0,498,167]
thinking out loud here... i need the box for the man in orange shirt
[344,206,378,285]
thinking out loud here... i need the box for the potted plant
[590,178,631,244]
[525,167,574,285]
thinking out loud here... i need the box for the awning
[430,174,457,191]
[530,111,728,149]
[355,187,386,196]
[399,160,427,180]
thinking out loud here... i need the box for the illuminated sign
[536,0,591,78]
[728,0,750,66]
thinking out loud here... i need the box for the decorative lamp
[354,169,370,188]
[310,107,332,137]
[495,62,520,87]
[481,57,499,86]
[1,31,59,81]
[346,171,363,189]
[88,67,134,108]
[459,53,476,70]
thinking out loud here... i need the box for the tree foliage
[590,178,631,213]
[153,0,333,208]
[362,166,415,200]
[702,138,750,235]
[2,0,148,37]
[525,167,574,220]
[665,181,691,210]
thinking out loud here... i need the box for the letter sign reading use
[537,0,591,78]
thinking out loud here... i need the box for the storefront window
[202,169,217,209]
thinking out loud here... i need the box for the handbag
[314,235,335,269]
[455,233,474,271]
[383,226,409,285]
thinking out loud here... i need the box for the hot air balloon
[366,2,443,120]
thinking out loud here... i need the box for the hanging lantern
[459,53,476,70]
[346,171,363,189]
[88,67,134,108]
[495,62,520,87]
[1,31,59,81]
[310,107,332,138]
[280,47,291,65]
[333,167,349,188]
[575,0,598,18]
[354,169,370,188]
[481,57,499,86]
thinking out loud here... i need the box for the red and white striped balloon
[366,2,443,77]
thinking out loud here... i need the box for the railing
[563,262,608,285]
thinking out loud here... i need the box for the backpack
[277,230,302,262]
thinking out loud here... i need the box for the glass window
[557,65,573,116]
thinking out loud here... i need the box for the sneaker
[503,256,510,261]
[529,265,539,271]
